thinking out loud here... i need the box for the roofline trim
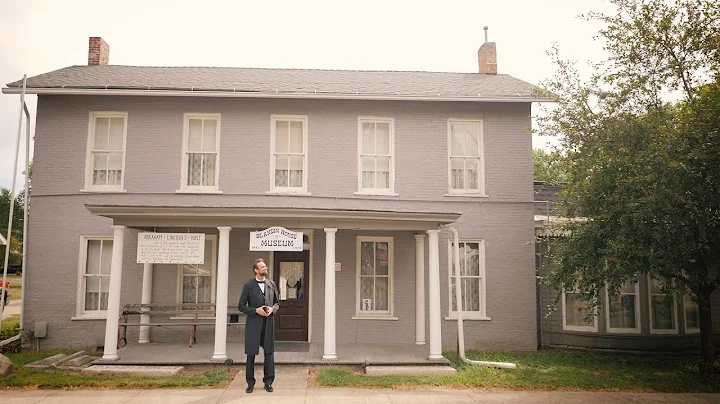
[1,87,552,103]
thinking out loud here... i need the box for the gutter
[1,87,551,103]
[440,224,517,370]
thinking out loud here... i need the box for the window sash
[356,238,393,316]
[272,117,307,191]
[648,275,677,333]
[184,116,219,189]
[684,295,700,332]
[177,237,216,312]
[359,119,393,192]
[87,113,126,189]
[448,120,483,193]
[449,241,482,313]
[607,283,639,331]
[81,238,113,313]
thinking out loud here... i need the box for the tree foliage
[533,148,568,184]
[538,0,720,363]
[0,187,24,268]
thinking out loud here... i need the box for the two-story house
[3,37,547,363]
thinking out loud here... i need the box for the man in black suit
[238,258,280,393]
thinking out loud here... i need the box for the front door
[273,250,309,341]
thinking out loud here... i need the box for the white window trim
[561,290,598,332]
[683,295,701,334]
[175,235,218,315]
[604,283,641,334]
[354,236,394,319]
[178,113,222,193]
[269,115,309,194]
[82,111,128,193]
[447,119,486,196]
[75,235,113,319]
[647,274,679,335]
[357,116,396,196]
[446,239,489,320]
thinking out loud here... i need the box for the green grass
[315,349,720,392]
[0,351,232,389]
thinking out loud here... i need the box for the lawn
[314,349,720,392]
[0,351,232,389]
[5,274,22,301]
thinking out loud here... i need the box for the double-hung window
[448,119,485,195]
[447,240,488,319]
[358,118,395,194]
[355,237,394,318]
[84,112,127,192]
[271,115,308,193]
[648,275,678,334]
[181,114,221,192]
[684,295,700,333]
[177,236,217,313]
[605,282,641,333]
[562,289,597,332]
[77,237,113,317]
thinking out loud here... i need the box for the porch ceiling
[85,204,461,231]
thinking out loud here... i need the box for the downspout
[439,224,516,369]
[20,86,30,336]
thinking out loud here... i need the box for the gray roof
[4,65,547,102]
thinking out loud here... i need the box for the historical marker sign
[137,233,205,264]
[250,227,303,251]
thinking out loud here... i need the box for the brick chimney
[477,26,497,75]
[88,37,110,65]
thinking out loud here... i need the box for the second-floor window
[181,114,221,192]
[271,115,308,193]
[448,119,485,195]
[358,118,395,194]
[84,112,127,191]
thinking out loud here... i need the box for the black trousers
[246,320,275,386]
[246,352,274,386]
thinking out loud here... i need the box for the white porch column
[427,229,443,360]
[102,225,126,361]
[322,228,338,360]
[415,234,426,345]
[212,226,232,360]
[138,263,154,343]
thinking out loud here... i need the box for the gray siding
[23,94,536,352]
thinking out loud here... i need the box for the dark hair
[252,258,265,271]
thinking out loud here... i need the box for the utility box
[33,322,47,338]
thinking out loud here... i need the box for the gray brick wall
[24,94,536,352]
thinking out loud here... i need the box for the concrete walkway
[0,367,718,403]
[2,299,20,319]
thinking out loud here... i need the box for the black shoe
[246,385,254,393]
[264,384,273,392]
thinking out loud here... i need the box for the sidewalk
[2,299,20,319]
[0,367,718,403]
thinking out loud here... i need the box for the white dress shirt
[256,277,266,294]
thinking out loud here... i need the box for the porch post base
[428,355,445,361]
[102,354,119,361]
[322,354,338,361]
[138,338,150,344]
[211,354,228,361]
[415,341,426,345]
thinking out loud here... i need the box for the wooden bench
[118,303,245,348]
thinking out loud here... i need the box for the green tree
[0,187,24,269]
[533,148,568,183]
[538,0,720,364]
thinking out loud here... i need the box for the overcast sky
[0,0,614,190]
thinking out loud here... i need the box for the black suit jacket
[238,278,280,355]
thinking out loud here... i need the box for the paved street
[0,367,717,403]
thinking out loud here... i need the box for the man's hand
[265,306,273,315]
[255,307,268,316]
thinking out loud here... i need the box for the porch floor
[98,342,450,366]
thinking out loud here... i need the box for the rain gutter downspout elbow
[439,224,517,370]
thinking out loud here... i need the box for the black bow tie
[257,280,265,284]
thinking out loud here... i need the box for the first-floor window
[448,240,487,318]
[684,295,700,333]
[649,275,677,334]
[606,282,640,333]
[562,290,597,332]
[79,237,113,315]
[356,237,393,317]
[178,236,217,312]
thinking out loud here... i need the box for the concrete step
[24,354,68,369]
[81,365,184,376]
[52,351,87,368]
[365,365,457,376]
[56,354,97,372]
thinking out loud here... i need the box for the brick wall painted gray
[24,94,536,352]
